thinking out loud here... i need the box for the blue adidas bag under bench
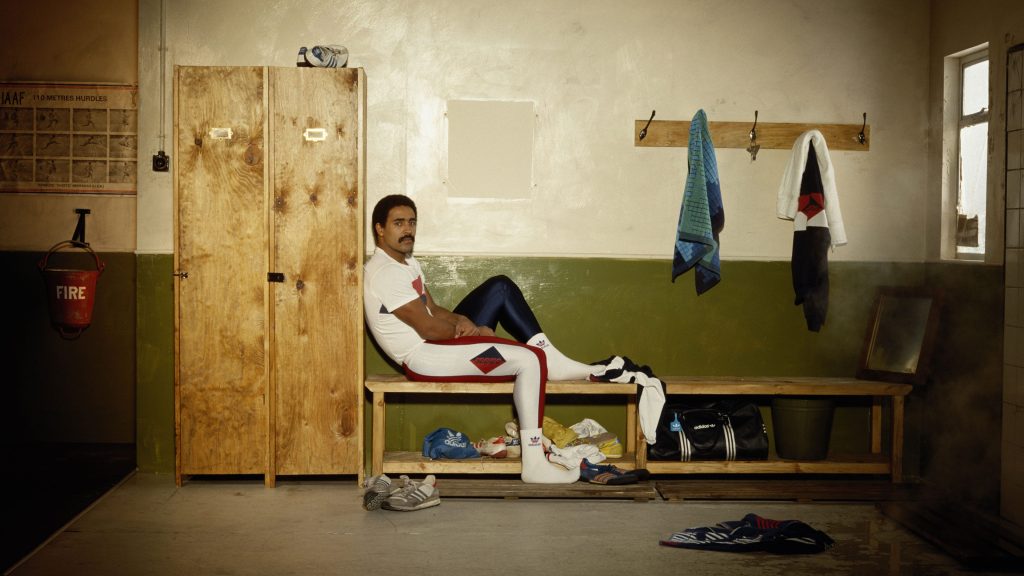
[422,427,480,459]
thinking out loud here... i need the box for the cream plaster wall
[137,0,931,261]
[0,1,137,83]
[0,195,136,252]
[0,0,138,252]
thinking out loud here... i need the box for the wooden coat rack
[634,113,870,152]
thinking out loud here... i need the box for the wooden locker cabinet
[173,66,365,486]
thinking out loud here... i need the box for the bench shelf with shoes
[364,375,638,481]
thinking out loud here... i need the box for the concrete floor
[5,472,1002,576]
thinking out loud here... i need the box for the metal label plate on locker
[303,128,327,142]
[208,127,233,140]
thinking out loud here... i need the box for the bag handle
[680,409,728,452]
[38,240,106,274]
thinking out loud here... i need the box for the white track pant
[404,337,579,483]
[403,336,547,429]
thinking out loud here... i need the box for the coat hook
[638,109,655,141]
[746,110,760,161]
[857,112,867,145]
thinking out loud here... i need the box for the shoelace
[390,475,422,498]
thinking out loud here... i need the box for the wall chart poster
[0,83,138,194]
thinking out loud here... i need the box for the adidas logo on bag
[444,431,467,448]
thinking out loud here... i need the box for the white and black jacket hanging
[777,130,847,332]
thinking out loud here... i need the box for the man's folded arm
[392,297,458,341]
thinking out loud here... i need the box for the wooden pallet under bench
[364,375,912,486]
[435,478,658,501]
[656,479,920,502]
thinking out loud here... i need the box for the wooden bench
[364,375,912,484]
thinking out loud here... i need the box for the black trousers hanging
[792,227,831,332]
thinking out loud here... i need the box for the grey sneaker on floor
[362,474,392,511]
[382,475,439,511]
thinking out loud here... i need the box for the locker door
[175,66,269,476]
[270,67,363,474]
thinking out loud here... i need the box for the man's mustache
[400,235,415,243]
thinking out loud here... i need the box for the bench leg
[372,391,386,477]
[891,396,905,483]
[626,395,637,459]
[629,395,647,469]
[871,397,882,454]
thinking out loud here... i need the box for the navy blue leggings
[453,275,542,343]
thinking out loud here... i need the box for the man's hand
[453,316,495,338]
[453,316,479,338]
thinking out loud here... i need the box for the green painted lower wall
[366,258,928,455]
[1,250,136,445]
[0,243,1002,508]
[367,258,929,376]
[366,257,1002,503]
[136,254,175,473]
[126,254,1003,506]
[919,262,1004,507]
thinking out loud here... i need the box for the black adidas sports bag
[648,400,769,461]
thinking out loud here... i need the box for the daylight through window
[955,52,989,258]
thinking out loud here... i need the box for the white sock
[519,428,580,484]
[527,332,594,381]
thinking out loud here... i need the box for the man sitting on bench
[364,194,592,483]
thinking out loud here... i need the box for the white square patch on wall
[446,100,534,199]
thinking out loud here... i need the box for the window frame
[943,45,992,262]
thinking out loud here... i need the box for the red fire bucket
[38,240,105,339]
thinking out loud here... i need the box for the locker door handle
[173,271,189,279]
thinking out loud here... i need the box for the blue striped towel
[672,109,723,295]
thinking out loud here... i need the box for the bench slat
[365,379,635,394]
[645,453,891,475]
[662,377,911,396]
[365,375,911,396]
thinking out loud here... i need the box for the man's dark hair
[371,194,417,238]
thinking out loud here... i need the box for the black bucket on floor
[771,397,835,460]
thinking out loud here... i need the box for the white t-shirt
[364,248,430,365]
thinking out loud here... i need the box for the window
[954,51,989,259]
